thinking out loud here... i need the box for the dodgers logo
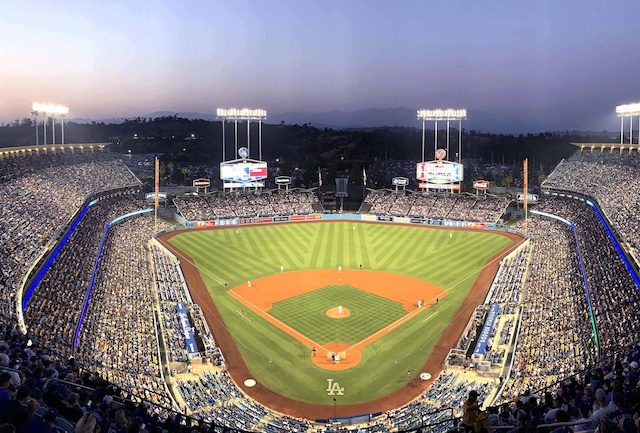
[326,379,345,396]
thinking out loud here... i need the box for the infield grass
[269,284,406,345]
[168,221,514,405]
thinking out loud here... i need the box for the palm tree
[159,163,166,186]
[181,166,190,186]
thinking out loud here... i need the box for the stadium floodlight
[417,108,467,163]
[31,102,69,147]
[217,108,268,162]
[616,102,640,145]
[417,109,467,121]
[31,102,69,115]
[616,103,640,116]
[216,108,267,121]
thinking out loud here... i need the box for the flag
[318,167,322,186]
[362,167,367,186]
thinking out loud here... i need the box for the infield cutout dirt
[229,269,447,371]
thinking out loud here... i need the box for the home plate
[244,379,257,387]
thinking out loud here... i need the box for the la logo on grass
[326,379,344,395]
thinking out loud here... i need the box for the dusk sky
[2,0,640,132]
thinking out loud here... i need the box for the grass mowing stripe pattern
[269,285,406,345]
[168,222,514,405]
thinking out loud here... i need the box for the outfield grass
[269,284,406,345]
[169,222,513,405]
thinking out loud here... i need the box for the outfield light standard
[616,102,640,145]
[417,109,467,162]
[216,108,267,161]
[31,102,69,146]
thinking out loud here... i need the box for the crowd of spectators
[487,243,531,304]
[385,372,496,433]
[0,316,217,433]
[175,370,242,414]
[500,215,597,401]
[477,349,640,433]
[174,190,319,221]
[0,151,139,323]
[543,148,640,263]
[74,215,174,410]
[23,194,144,360]
[150,244,194,363]
[537,197,640,356]
[363,191,509,222]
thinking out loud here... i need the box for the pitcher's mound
[326,307,350,318]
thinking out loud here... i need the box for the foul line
[346,294,444,353]
[422,311,440,323]
[229,289,330,353]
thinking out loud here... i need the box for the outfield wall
[178,212,521,235]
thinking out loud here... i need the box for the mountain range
[69,108,612,135]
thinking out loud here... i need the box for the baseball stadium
[1,109,640,433]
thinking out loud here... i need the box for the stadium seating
[363,190,509,222]
[3,148,640,433]
[174,190,319,221]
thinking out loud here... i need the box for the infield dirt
[229,269,447,371]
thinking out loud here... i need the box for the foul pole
[523,158,528,234]
[155,157,159,232]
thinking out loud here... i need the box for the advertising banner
[193,178,211,188]
[216,219,239,226]
[177,303,198,354]
[473,304,500,356]
[275,176,292,185]
[194,221,216,227]
[473,180,489,189]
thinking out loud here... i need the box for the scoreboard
[416,161,463,184]
[220,161,268,183]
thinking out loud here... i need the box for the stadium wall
[166,211,521,234]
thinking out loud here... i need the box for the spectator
[0,385,37,431]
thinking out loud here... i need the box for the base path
[158,224,524,420]
[230,269,445,371]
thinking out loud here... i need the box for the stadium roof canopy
[571,142,640,152]
[0,143,111,157]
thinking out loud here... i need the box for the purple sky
[2,0,640,131]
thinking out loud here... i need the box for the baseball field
[162,221,519,416]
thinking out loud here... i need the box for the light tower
[31,102,69,146]
[216,108,267,162]
[616,103,640,145]
[417,108,467,162]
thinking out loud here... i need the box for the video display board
[416,161,463,183]
[220,161,268,182]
